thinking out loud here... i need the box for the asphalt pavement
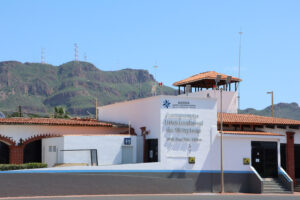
[1,194,300,200]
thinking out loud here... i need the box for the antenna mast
[238,30,243,111]
[84,53,87,62]
[74,43,78,61]
[41,48,45,64]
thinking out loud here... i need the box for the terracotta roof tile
[0,118,123,127]
[218,113,300,126]
[173,71,241,86]
[219,130,283,136]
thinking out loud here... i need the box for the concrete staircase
[294,179,300,192]
[263,178,292,194]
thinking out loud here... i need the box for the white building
[1,71,300,194]
[96,71,300,193]
[0,118,135,167]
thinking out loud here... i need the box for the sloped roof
[0,118,126,127]
[218,113,300,126]
[173,71,242,87]
[219,130,283,136]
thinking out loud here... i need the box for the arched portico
[22,134,59,164]
[7,134,59,164]
[0,135,16,164]
[0,141,10,164]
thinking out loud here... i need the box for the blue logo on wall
[163,100,171,108]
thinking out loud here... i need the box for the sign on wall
[124,138,131,145]
[162,99,198,109]
[243,158,250,165]
[188,157,195,164]
[161,98,210,158]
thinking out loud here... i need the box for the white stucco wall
[42,137,64,167]
[257,126,300,144]
[0,125,127,144]
[221,135,281,171]
[98,95,226,171]
[98,96,161,162]
[160,96,218,170]
[42,135,137,167]
[181,90,238,113]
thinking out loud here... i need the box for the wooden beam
[266,125,275,129]
[289,125,300,130]
[277,125,287,129]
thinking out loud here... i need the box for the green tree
[54,106,70,119]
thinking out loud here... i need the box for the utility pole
[153,64,158,96]
[238,31,243,112]
[18,105,22,117]
[220,88,224,193]
[267,91,274,117]
[215,74,224,193]
[95,98,98,120]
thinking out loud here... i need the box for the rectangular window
[53,146,56,152]
[49,146,52,152]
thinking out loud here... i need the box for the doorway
[295,145,300,179]
[24,140,42,163]
[122,146,133,164]
[146,139,158,162]
[0,141,9,164]
[251,141,278,178]
[90,149,98,166]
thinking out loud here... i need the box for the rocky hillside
[240,102,300,120]
[0,61,176,116]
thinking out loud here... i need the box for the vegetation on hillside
[240,102,300,120]
[0,61,176,117]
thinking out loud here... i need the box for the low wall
[0,170,256,197]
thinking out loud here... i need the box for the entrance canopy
[173,71,242,92]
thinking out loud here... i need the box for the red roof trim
[0,118,117,127]
[219,131,284,136]
[218,113,300,126]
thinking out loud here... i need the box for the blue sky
[0,0,299,109]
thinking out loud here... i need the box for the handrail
[250,166,263,181]
[279,167,293,183]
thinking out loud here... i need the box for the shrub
[0,163,47,171]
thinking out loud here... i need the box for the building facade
[0,71,300,194]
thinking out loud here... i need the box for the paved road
[1,194,300,200]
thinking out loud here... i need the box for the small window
[49,146,52,152]
[53,146,57,152]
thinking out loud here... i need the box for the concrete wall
[0,172,258,197]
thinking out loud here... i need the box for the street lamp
[267,91,274,117]
[215,75,224,193]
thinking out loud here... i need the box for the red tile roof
[0,118,122,127]
[218,113,300,126]
[219,130,283,136]
[173,71,242,86]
